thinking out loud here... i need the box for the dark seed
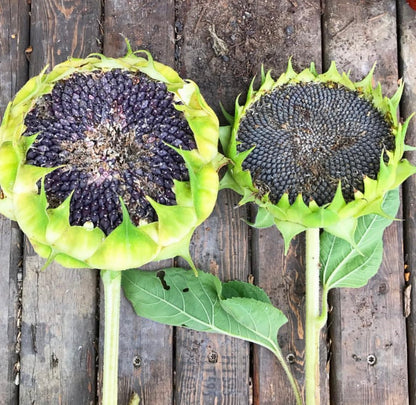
[23,69,196,234]
[237,82,394,205]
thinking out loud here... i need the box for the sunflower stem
[305,228,322,405]
[101,270,122,405]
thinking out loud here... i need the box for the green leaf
[122,267,287,354]
[320,189,400,290]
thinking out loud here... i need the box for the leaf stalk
[272,345,303,405]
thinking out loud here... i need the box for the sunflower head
[0,47,224,271]
[221,61,416,250]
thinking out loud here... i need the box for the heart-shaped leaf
[320,188,400,290]
[122,267,287,355]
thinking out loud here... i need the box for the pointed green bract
[221,61,416,246]
[0,50,223,271]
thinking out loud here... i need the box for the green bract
[0,49,223,271]
[221,61,416,250]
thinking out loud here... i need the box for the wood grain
[103,0,175,64]
[99,1,176,404]
[20,244,98,404]
[175,2,253,403]
[0,221,22,404]
[398,2,416,404]
[323,1,409,403]
[175,192,251,404]
[0,1,29,403]
[0,1,415,404]
[246,2,325,404]
[18,1,101,403]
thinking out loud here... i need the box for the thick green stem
[304,228,321,405]
[101,270,122,405]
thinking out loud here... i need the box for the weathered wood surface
[324,1,409,404]
[246,2,325,404]
[399,2,416,405]
[19,1,100,403]
[0,1,30,404]
[0,0,414,404]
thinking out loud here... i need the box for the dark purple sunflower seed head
[24,69,196,234]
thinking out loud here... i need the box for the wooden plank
[175,2,254,403]
[398,3,416,404]
[177,1,326,403]
[103,0,175,65]
[0,0,30,115]
[98,1,176,404]
[19,1,101,403]
[175,197,251,404]
[246,2,325,404]
[0,221,22,403]
[323,1,409,403]
[0,1,29,403]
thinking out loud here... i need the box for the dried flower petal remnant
[222,62,416,247]
[0,50,223,270]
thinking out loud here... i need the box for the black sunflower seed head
[237,82,394,206]
[24,69,196,234]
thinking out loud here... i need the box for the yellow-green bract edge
[220,60,416,252]
[0,48,225,271]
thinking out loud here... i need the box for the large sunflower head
[0,48,223,271]
[221,61,416,250]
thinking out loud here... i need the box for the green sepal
[13,191,49,241]
[327,182,347,212]
[394,159,416,188]
[87,201,159,271]
[188,161,220,222]
[173,180,193,207]
[274,219,307,254]
[153,229,197,275]
[175,147,224,222]
[176,80,219,162]
[219,125,232,151]
[45,195,105,260]
[31,239,91,269]
[0,196,15,220]
[355,64,376,95]
[0,142,20,194]
[148,198,197,246]
[389,80,404,124]
[248,207,275,229]
[13,164,56,194]
[305,201,340,228]
[11,66,49,107]
[286,195,311,224]
[324,216,357,248]
[219,169,244,193]
[21,133,39,157]
[0,103,12,141]
[220,105,234,126]
[44,194,73,243]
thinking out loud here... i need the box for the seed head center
[237,82,394,205]
[23,69,196,234]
